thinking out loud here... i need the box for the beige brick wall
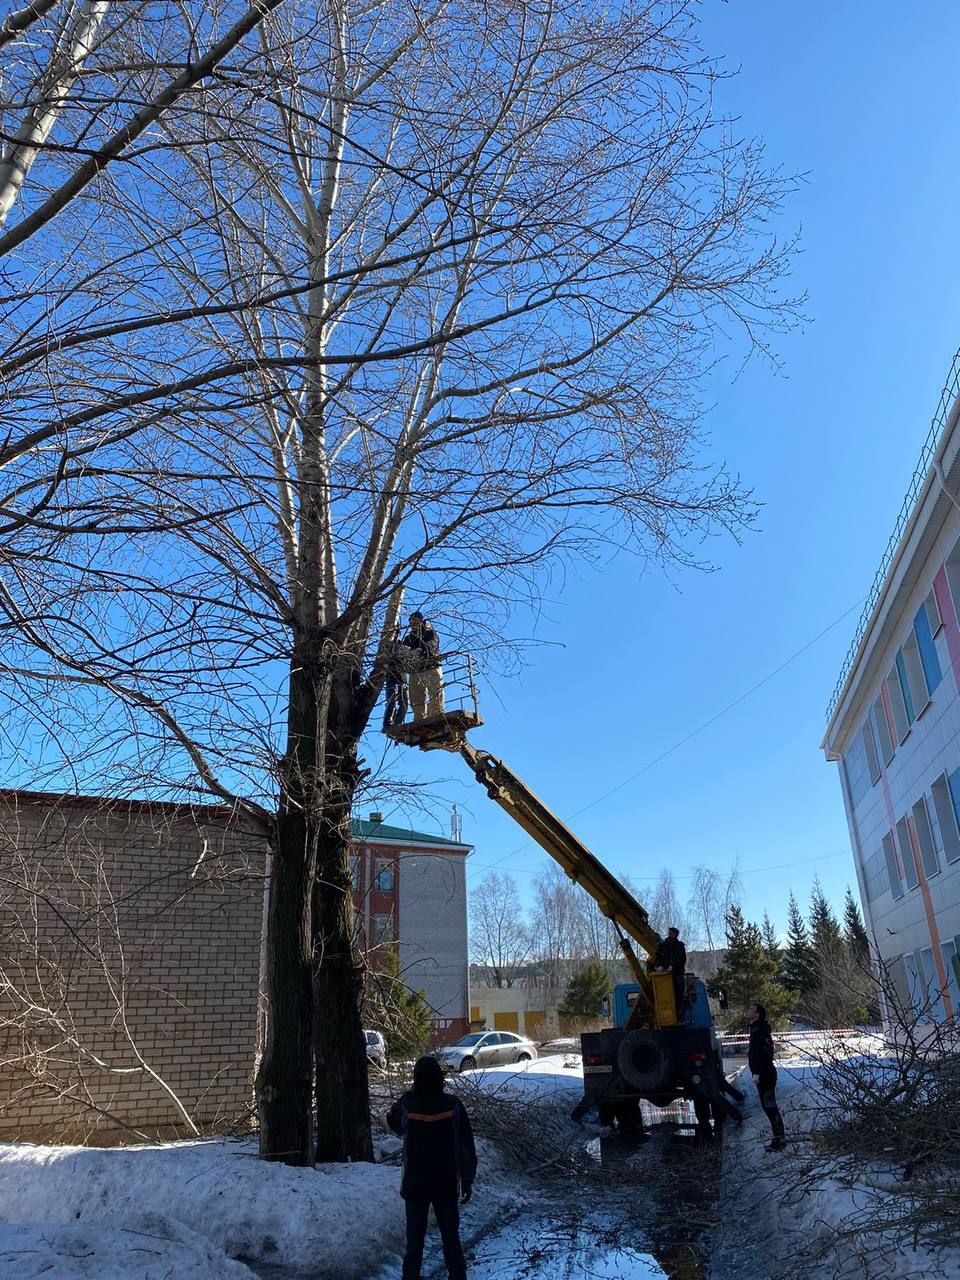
[0,793,266,1144]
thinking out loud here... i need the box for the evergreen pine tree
[780,891,816,994]
[761,912,780,963]
[809,878,844,957]
[711,906,792,1025]
[843,886,870,962]
[364,946,433,1059]
[559,961,611,1021]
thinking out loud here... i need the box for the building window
[882,832,903,899]
[885,666,910,742]
[374,858,395,893]
[861,719,881,785]
[872,697,894,765]
[374,912,394,945]
[918,948,946,1022]
[350,854,360,891]
[914,600,943,693]
[940,940,960,1014]
[911,798,940,878]
[900,633,930,717]
[925,587,942,635]
[931,772,960,864]
[903,952,927,1019]
[895,818,918,891]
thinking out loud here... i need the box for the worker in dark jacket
[654,926,687,1016]
[387,1055,477,1280]
[402,612,444,721]
[747,1003,786,1151]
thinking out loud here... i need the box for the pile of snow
[0,1127,525,1279]
[0,1215,253,1280]
[0,1139,403,1278]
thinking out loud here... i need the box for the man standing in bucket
[387,1055,477,1280]
[747,1002,786,1152]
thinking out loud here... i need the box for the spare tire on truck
[617,1030,672,1092]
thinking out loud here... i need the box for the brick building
[0,793,470,1141]
[0,790,265,1143]
[352,814,471,1043]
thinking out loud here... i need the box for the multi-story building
[351,813,471,1042]
[823,355,960,1028]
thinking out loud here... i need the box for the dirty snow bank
[460,1052,585,1100]
[0,1214,255,1280]
[0,1129,523,1279]
[710,1057,960,1280]
[0,1139,404,1278]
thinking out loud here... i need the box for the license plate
[583,1064,613,1074]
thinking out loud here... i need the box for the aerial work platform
[383,708,483,752]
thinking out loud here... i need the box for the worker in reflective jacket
[387,1055,477,1280]
[747,1003,787,1152]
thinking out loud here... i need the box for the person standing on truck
[403,611,445,721]
[386,1055,477,1280]
[747,1003,786,1152]
[654,926,687,1016]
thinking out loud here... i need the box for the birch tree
[1,0,798,1165]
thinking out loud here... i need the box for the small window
[925,587,942,635]
[885,667,910,742]
[375,859,395,892]
[911,798,940,878]
[940,941,960,1014]
[900,634,930,716]
[861,719,881,785]
[882,832,903,899]
[374,913,394,944]
[872,698,895,764]
[903,953,926,1018]
[914,600,943,694]
[895,817,918,891]
[932,772,960,864]
[350,855,360,891]
[919,948,946,1022]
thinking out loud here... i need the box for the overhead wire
[467,594,867,878]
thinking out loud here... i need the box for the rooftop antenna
[450,803,462,842]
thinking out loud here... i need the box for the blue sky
[367,3,960,938]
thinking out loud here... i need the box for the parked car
[364,1029,387,1070]
[434,1030,538,1073]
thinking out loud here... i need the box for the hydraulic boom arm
[458,740,661,977]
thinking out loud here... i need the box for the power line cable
[468,594,866,877]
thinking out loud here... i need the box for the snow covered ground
[0,1129,521,1279]
[710,1042,960,1280]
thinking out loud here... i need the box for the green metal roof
[351,818,470,848]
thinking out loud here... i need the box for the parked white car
[434,1030,538,1073]
[364,1029,387,1070]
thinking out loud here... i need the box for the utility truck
[386,678,736,1136]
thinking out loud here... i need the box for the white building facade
[823,357,960,1028]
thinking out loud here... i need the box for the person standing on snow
[386,1055,477,1280]
[747,1002,786,1152]
[402,611,444,721]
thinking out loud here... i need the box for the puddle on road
[463,1210,667,1280]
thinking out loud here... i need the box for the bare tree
[686,862,743,952]
[529,862,587,990]
[648,869,690,940]
[468,872,531,989]
[0,0,797,1166]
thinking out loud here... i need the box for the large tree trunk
[313,661,374,1164]
[255,638,326,1165]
